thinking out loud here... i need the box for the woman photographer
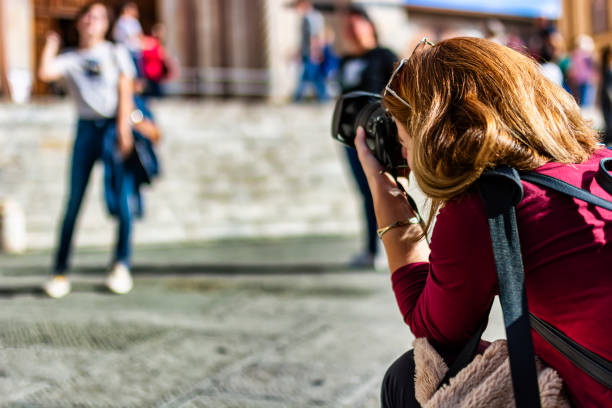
[38,2,137,298]
[355,37,611,407]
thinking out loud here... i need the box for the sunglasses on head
[384,37,435,108]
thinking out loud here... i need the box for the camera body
[331,91,405,174]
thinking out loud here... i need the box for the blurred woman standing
[38,2,136,298]
[337,6,397,267]
[569,34,597,107]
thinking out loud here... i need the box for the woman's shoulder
[434,189,489,239]
[440,189,485,217]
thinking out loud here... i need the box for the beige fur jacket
[413,338,571,408]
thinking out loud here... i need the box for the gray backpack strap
[478,166,542,408]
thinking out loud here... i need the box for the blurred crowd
[112,2,177,98]
[484,18,612,146]
[290,1,612,267]
[293,0,612,128]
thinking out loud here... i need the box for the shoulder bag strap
[529,313,612,389]
[478,166,542,408]
[436,311,490,390]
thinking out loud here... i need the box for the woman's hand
[45,31,61,53]
[133,120,161,144]
[117,122,134,158]
[38,32,63,82]
[355,127,430,272]
[116,75,134,158]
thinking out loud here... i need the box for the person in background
[140,23,171,98]
[600,46,612,147]
[38,2,136,298]
[569,34,597,107]
[293,0,328,102]
[113,1,143,74]
[538,31,563,87]
[549,31,573,93]
[483,19,506,45]
[337,6,397,267]
[320,26,340,98]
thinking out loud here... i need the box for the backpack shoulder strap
[482,165,612,394]
[520,159,612,211]
[478,166,542,408]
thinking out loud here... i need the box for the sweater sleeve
[391,192,499,350]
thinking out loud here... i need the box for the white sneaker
[44,275,71,298]
[105,263,133,295]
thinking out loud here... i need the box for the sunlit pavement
[0,236,505,407]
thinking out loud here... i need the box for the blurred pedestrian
[600,46,612,147]
[484,19,506,45]
[569,34,597,107]
[538,32,563,87]
[293,0,328,102]
[320,27,340,97]
[38,2,138,298]
[113,2,142,52]
[550,31,572,93]
[140,23,172,98]
[338,6,397,267]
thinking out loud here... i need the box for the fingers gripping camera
[331,91,406,175]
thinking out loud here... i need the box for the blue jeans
[345,147,378,255]
[293,57,328,102]
[54,119,133,274]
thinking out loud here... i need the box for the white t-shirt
[53,42,136,119]
[113,16,143,51]
[540,62,563,88]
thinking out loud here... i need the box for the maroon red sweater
[392,148,612,407]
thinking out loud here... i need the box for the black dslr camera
[331,91,405,175]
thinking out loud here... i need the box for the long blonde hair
[383,37,599,229]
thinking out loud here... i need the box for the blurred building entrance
[158,0,269,97]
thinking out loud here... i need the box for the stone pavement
[0,236,506,408]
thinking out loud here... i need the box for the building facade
[0,0,300,100]
[1,0,612,101]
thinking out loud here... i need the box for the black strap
[530,313,612,389]
[595,158,612,195]
[478,166,542,408]
[520,170,612,212]
[436,313,489,390]
[521,165,612,389]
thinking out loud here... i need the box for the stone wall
[0,100,391,250]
